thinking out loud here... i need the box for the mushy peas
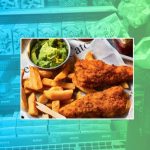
[30,39,68,68]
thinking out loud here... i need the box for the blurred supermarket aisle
[0,0,150,149]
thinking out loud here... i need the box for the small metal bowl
[27,38,71,70]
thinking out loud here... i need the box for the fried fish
[73,59,133,91]
[59,86,130,118]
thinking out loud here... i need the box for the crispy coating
[73,59,133,89]
[59,86,130,118]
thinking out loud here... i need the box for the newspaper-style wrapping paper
[68,39,125,65]
[21,39,133,119]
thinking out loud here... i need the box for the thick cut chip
[54,63,71,81]
[21,88,28,112]
[38,94,48,104]
[52,100,60,112]
[38,69,53,78]
[44,89,73,101]
[28,93,38,116]
[29,66,43,90]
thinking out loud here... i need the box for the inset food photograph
[21,38,133,119]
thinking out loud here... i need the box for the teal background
[0,0,150,149]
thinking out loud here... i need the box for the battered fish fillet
[73,59,133,90]
[59,86,130,118]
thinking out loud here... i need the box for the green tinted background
[0,0,150,149]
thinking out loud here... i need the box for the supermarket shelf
[0,6,117,23]
[0,6,116,15]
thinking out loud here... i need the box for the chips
[38,69,53,78]
[28,93,39,116]
[24,88,33,95]
[21,88,28,111]
[85,51,95,60]
[21,63,74,118]
[24,66,43,91]
[44,89,73,101]
[38,94,48,104]
[54,63,71,81]
[29,66,43,90]
[51,100,60,118]
[42,78,54,87]
[52,101,60,112]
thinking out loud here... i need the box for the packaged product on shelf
[118,0,150,28]
[38,23,61,37]
[0,25,13,55]
[0,0,20,9]
[12,24,37,54]
[21,0,44,9]
[62,21,88,37]
[86,13,129,38]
